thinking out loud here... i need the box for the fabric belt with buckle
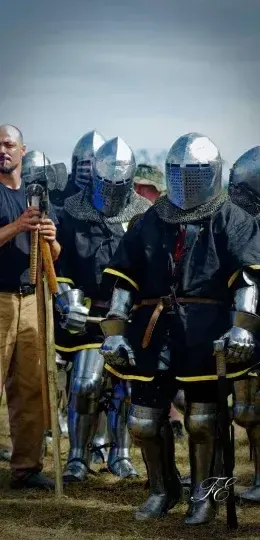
[0,285,36,296]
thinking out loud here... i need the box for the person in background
[134,163,166,203]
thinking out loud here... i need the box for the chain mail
[228,184,260,217]
[153,190,228,223]
[64,188,151,224]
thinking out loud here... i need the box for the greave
[91,411,109,464]
[234,378,260,501]
[107,381,138,478]
[129,406,182,520]
[184,403,218,525]
[63,405,96,482]
[241,425,260,501]
[63,349,104,483]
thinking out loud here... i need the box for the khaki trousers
[0,292,44,478]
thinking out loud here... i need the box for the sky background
[1,0,260,181]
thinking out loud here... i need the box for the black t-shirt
[0,181,57,288]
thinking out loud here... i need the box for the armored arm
[100,215,144,367]
[55,282,89,333]
[54,209,89,333]
[100,286,136,367]
[222,269,260,362]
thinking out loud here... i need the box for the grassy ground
[0,401,259,540]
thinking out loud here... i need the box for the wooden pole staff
[27,179,63,497]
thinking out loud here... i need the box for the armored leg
[107,380,138,478]
[128,404,182,520]
[56,353,72,436]
[63,349,104,483]
[172,390,192,488]
[233,377,260,501]
[91,410,109,464]
[184,402,219,525]
[173,389,186,414]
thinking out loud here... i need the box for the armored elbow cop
[224,269,260,363]
[100,288,134,337]
[55,283,89,333]
[55,283,85,313]
[100,288,136,367]
[232,270,260,329]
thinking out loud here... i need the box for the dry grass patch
[0,399,259,540]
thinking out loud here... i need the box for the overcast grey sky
[0,0,259,170]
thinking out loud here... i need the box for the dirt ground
[0,400,259,540]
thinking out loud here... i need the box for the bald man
[0,124,60,490]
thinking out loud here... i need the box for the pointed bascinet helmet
[22,151,51,183]
[166,132,222,210]
[71,130,106,190]
[92,136,136,217]
[228,146,260,216]
[229,146,260,197]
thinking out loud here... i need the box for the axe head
[23,163,68,192]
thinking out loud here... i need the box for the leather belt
[133,297,223,309]
[133,296,224,349]
[0,285,36,296]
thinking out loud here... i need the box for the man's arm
[0,207,40,248]
[0,221,21,248]
[39,217,61,261]
[49,239,61,261]
[47,202,61,261]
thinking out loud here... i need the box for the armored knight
[100,132,260,526]
[55,136,151,482]
[228,146,260,502]
[61,130,110,463]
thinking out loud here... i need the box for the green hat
[134,163,166,192]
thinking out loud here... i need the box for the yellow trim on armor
[84,297,92,311]
[104,363,154,382]
[228,265,260,289]
[56,277,75,286]
[176,366,251,382]
[103,268,139,291]
[55,343,102,353]
[228,270,240,288]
